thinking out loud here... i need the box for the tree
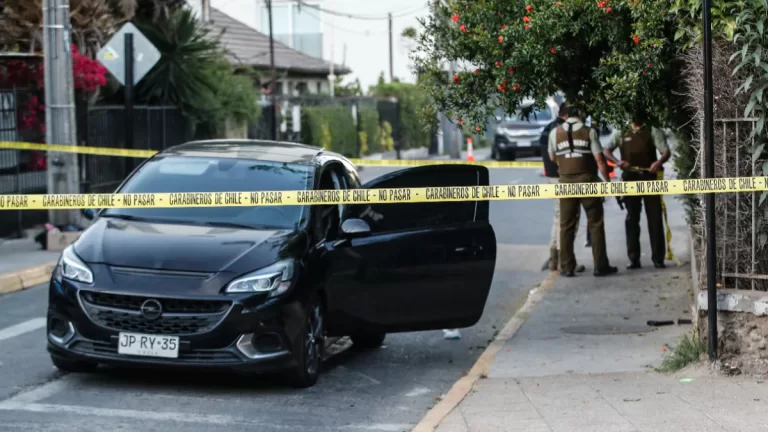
[412,0,683,131]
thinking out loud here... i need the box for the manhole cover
[560,325,653,335]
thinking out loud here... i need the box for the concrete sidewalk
[0,238,59,294]
[429,193,768,431]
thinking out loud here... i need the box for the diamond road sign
[97,22,161,86]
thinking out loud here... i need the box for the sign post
[97,23,161,172]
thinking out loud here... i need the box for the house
[205,7,351,97]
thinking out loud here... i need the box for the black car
[47,140,497,387]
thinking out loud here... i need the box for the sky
[205,0,431,91]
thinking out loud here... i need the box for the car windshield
[101,156,313,230]
[504,105,553,122]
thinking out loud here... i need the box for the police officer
[548,103,618,277]
[602,112,671,269]
[539,104,585,273]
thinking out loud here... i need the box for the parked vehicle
[492,98,558,161]
[47,140,498,388]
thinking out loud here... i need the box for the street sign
[96,23,160,86]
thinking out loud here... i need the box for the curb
[411,270,560,432]
[0,262,57,295]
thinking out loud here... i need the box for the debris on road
[647,320,675,327]
[443,329,461,340]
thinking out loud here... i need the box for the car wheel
[290,297,325,388]
[508,150,517,161]
[350,332,386,350]
[51,356,98,373]
[491,145,498,160]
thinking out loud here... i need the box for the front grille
[79,291,231,336]
[81,291,230,314]
[70,341,240,363]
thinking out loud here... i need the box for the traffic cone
[467,138,475,162]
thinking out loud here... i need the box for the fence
[80,105,192,193]
[701,117,768,291]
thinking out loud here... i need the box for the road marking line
[337,366,381,385]
[411,271,560,432]
[0,318,46,342]
[7,379,70,404]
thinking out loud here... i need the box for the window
[312,166,343,243]
[103,156,314,230]
[504,105,553,122]
[351,168,479,234]
[260,2,323,58]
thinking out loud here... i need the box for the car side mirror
[341,218,371,238]
[82,208,96,220]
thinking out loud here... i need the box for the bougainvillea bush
[413,0,684,131]
[0,45,107,137]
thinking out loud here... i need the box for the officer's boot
[548,248,559,271]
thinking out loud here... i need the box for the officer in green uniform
[603,113,671,269]
[548,104,618,277]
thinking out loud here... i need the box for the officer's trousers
[559,173,609,272]
[622,172,665,265]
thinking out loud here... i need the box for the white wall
[190,0,427,92]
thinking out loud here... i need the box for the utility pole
[266,0,278,140]
[702,0,718,362]
[43,0,79,225]
[388,12,394,82]
[329,15,336,98]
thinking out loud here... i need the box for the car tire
[289,297,325,389]
[491,146,498,160]
[350,332,386,350]
[50,355,98,374]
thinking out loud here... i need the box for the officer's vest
[620,128,657,168]
[553,122,597,176]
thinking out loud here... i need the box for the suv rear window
[102,156,313,230]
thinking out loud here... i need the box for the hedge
[300,105,392,157]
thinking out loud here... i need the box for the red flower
[452,14,460,23]
[498,82,507,93]
[495,61,502,67]
[457,117,464,125]
[474,69,480,75]
[523,16,531,23]
[525,24,530,30]
[475,126,481,131]
[550,47,556,54]
[501,24,507,29]
[513,84,521,91]
[498,36,504,43]
[605,7,612,12]
[597,1,606,7]
[460,25,467,32]
[633,36,640,44]
[525,4,533,11]
[508,67,516,74]
[453,75,460,84]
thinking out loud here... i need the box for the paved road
[0,150,555,432]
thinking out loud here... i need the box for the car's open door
[323,165,497,335]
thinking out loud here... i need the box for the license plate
[118,332,179,358]
[516,140,532,147]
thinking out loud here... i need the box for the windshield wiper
[202,221,260,229]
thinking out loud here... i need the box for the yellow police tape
[0,141,543,169]
[0,176,763,210]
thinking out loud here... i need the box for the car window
[312,166,342,243]
[102,156,313,230]
[504,105,553,122]
[351,167,482,234]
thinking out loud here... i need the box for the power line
[298,6,390,36]
[295,0,427,21]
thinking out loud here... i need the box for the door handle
[454,246,468,253]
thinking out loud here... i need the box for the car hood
[498,121,547,131]
[74,218,305,273]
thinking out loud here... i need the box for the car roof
[158,139,338,165]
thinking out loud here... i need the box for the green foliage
[135,7,261,135]
[334,76,363,97]
[656,330,705,372]
[369,80,432,149]
[669,0,740,50]
[300,105,393,157]
[672,131,700,225]
[413,0,682,131]
[135,8,223,118]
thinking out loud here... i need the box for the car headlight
[54,245,94,284]
[225,259,296,297]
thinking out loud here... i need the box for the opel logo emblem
[140,299,163,321]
